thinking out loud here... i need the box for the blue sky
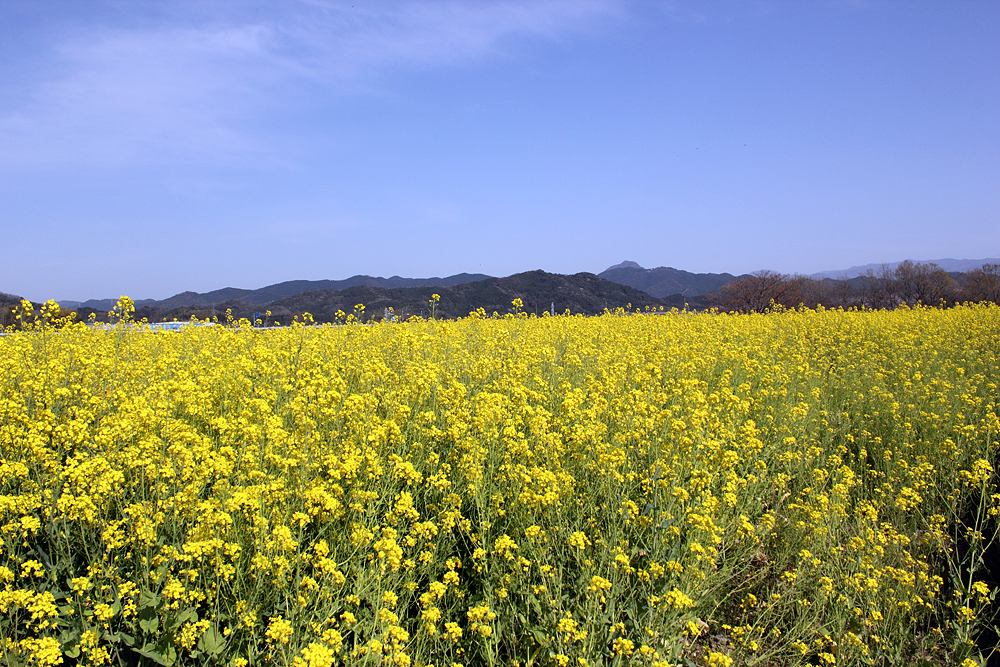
[2,1,998,301]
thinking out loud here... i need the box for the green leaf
[529,628,550,647]
[174,607,198,628]
[138,607,159,634]
[198,626,226,656]
[136,645,177,666]
[103,631,135,647]
[139,590,161,610]
[60,629,81,658]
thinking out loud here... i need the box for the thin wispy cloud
[0,0,625,169]
[295,1,621,73]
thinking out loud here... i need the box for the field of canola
[1,303,999,667]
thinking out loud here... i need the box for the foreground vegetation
[1,302,998,666]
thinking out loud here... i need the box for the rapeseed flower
[1,303,997,666]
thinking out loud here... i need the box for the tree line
[709,261,1000,313]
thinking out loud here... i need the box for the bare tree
[892,260,920,305]
[915,264,957,305]
[890,261,957,306]
[960,263,1000,303]
[712,270,804,313]
[859,265,895,309]
[797,277,858,309]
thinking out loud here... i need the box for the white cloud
[294,1,622,74]
[0,0,625,169]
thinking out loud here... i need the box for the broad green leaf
[139,590,161,610]
[136,645,176,666]
[198,626,226,655]
[175,607,198,627]
[138,611,159,634]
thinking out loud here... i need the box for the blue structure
[148,321,189,331]
[146,321,217,331]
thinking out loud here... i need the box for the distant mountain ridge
[130,270,674,323]
[598,262,738,298]
[58,298,157,310]
[44,256,1000,314]
[61,273,491,311]
[811,257,1000,280]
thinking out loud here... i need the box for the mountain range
[58,273,491,311]
[597,261,738,298]
[56,263,738,312]
[25,255,999,319]
[240,270,672,322]
[809,257,1000,280]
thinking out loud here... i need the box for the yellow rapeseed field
[1,300,998,667]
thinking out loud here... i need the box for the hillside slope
[63,273,493,310]
[155,273,494,308]
[268,270,668,320]
[132,271,669,322]
[598,262,737,298]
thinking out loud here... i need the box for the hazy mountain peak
[598,264,737,298]
[811,257,1000,280]
[605,260,643,271]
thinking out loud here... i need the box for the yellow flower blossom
[1,301,997,667]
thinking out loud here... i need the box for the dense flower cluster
[1,302,998,666]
